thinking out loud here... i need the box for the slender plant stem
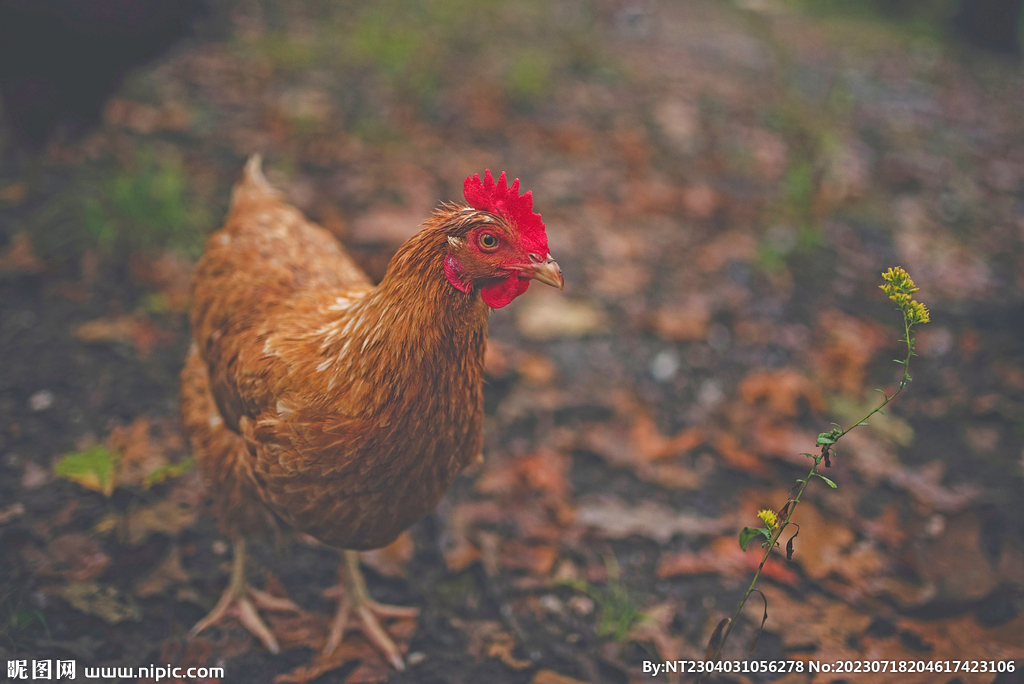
[710,314,916,662]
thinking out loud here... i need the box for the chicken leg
[322,550,420,670]
[187,537,302,653]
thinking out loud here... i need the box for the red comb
[463,170,547,248]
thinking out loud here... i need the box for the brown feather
[181,160,493,550]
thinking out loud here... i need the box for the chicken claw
[322,550,420,670]
[187,537,302,654]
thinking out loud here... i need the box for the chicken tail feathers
[231,154,282,207]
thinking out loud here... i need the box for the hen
[180,157,562,668]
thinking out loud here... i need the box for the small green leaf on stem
[815,474,838,488]
[739,527,769,551]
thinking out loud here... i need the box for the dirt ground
[1,1,1023,683]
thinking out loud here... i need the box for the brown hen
[180,157,562,668]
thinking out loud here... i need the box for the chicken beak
[526,256,564,290]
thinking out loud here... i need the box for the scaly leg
[322,550,420,670]
[188,537,302,653]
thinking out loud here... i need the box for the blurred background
[1,1,1023,682]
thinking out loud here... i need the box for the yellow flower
[756,509,778,530]
[880,267,929,327]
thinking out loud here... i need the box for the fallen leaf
[124,475,203,544]
[757,585,873,652]
[576,495,728,544]
[911,512,1024,602]
[361,531,415,579]
[73,314,174,356]
[486,629,532,670]
[515,292,607,340]
[441,501,503,571]
[712,432,767,472]
[55,583,142,624]
[105,416,189,489]
[829,393,914,446]
[499,541,559,576]
[136,546,191,597]
[47,534,111,582]
[656,536,800,587]
[531,670,589,684]
[0,182,29,204]
[648,296,710,341]
[0,232,44,274]
[516,352,557,385]
[739,368,825,418]
[810,309,889,396]
[695,231,756,273]
[784,501,886,586]
[53,446,119,497]
[0,502,25,524]
[626,602,684,665]
[578,415,706,489]
[128,251,194,311]
[21,461,52,489]
[843,430,981,512]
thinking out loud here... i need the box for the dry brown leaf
[451,619,530,668]
[361,531,415,579]
[745,420,818,466]
[739,368,825,418]
[0,182,29,204]
[515,292,608,340]
[73,315,174,356]
[0,502,26,525]
[47,534,111,583]
[441,501,503,571]
[104,98,192,133]
[54,583,142,624]
[516,352,557,385]
[656,536,800,587]
[531,669,589,684]
[911,511,1024,602]
[578,415,706,490]
[484,339,511,377]
[713,432,767,473]
[576,495,728,544]
[810,309,889,396]
[785,501,886,586]
[128,251,194,311]
[842,430,980,512]
[106,416,167,488]
[626,602,684,664]
[0,232,44,274]
[270,606,416,683]
[786,606,1024,684]
[139,637,222,684]
[757,585,873,652]
[695,231,756,273]
[135,546,191,597]
[486,630,532,670]
[649,296,710,341]
[499,541,559,576]
[124,474,203,544]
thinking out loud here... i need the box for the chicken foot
[187,537,302,653]
[322,550,420,670]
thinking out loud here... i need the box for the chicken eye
[478,232,499,251]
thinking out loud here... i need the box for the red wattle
[480,277,530,309]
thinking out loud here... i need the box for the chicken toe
[188,537,303,654]
[322,550,420,670]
